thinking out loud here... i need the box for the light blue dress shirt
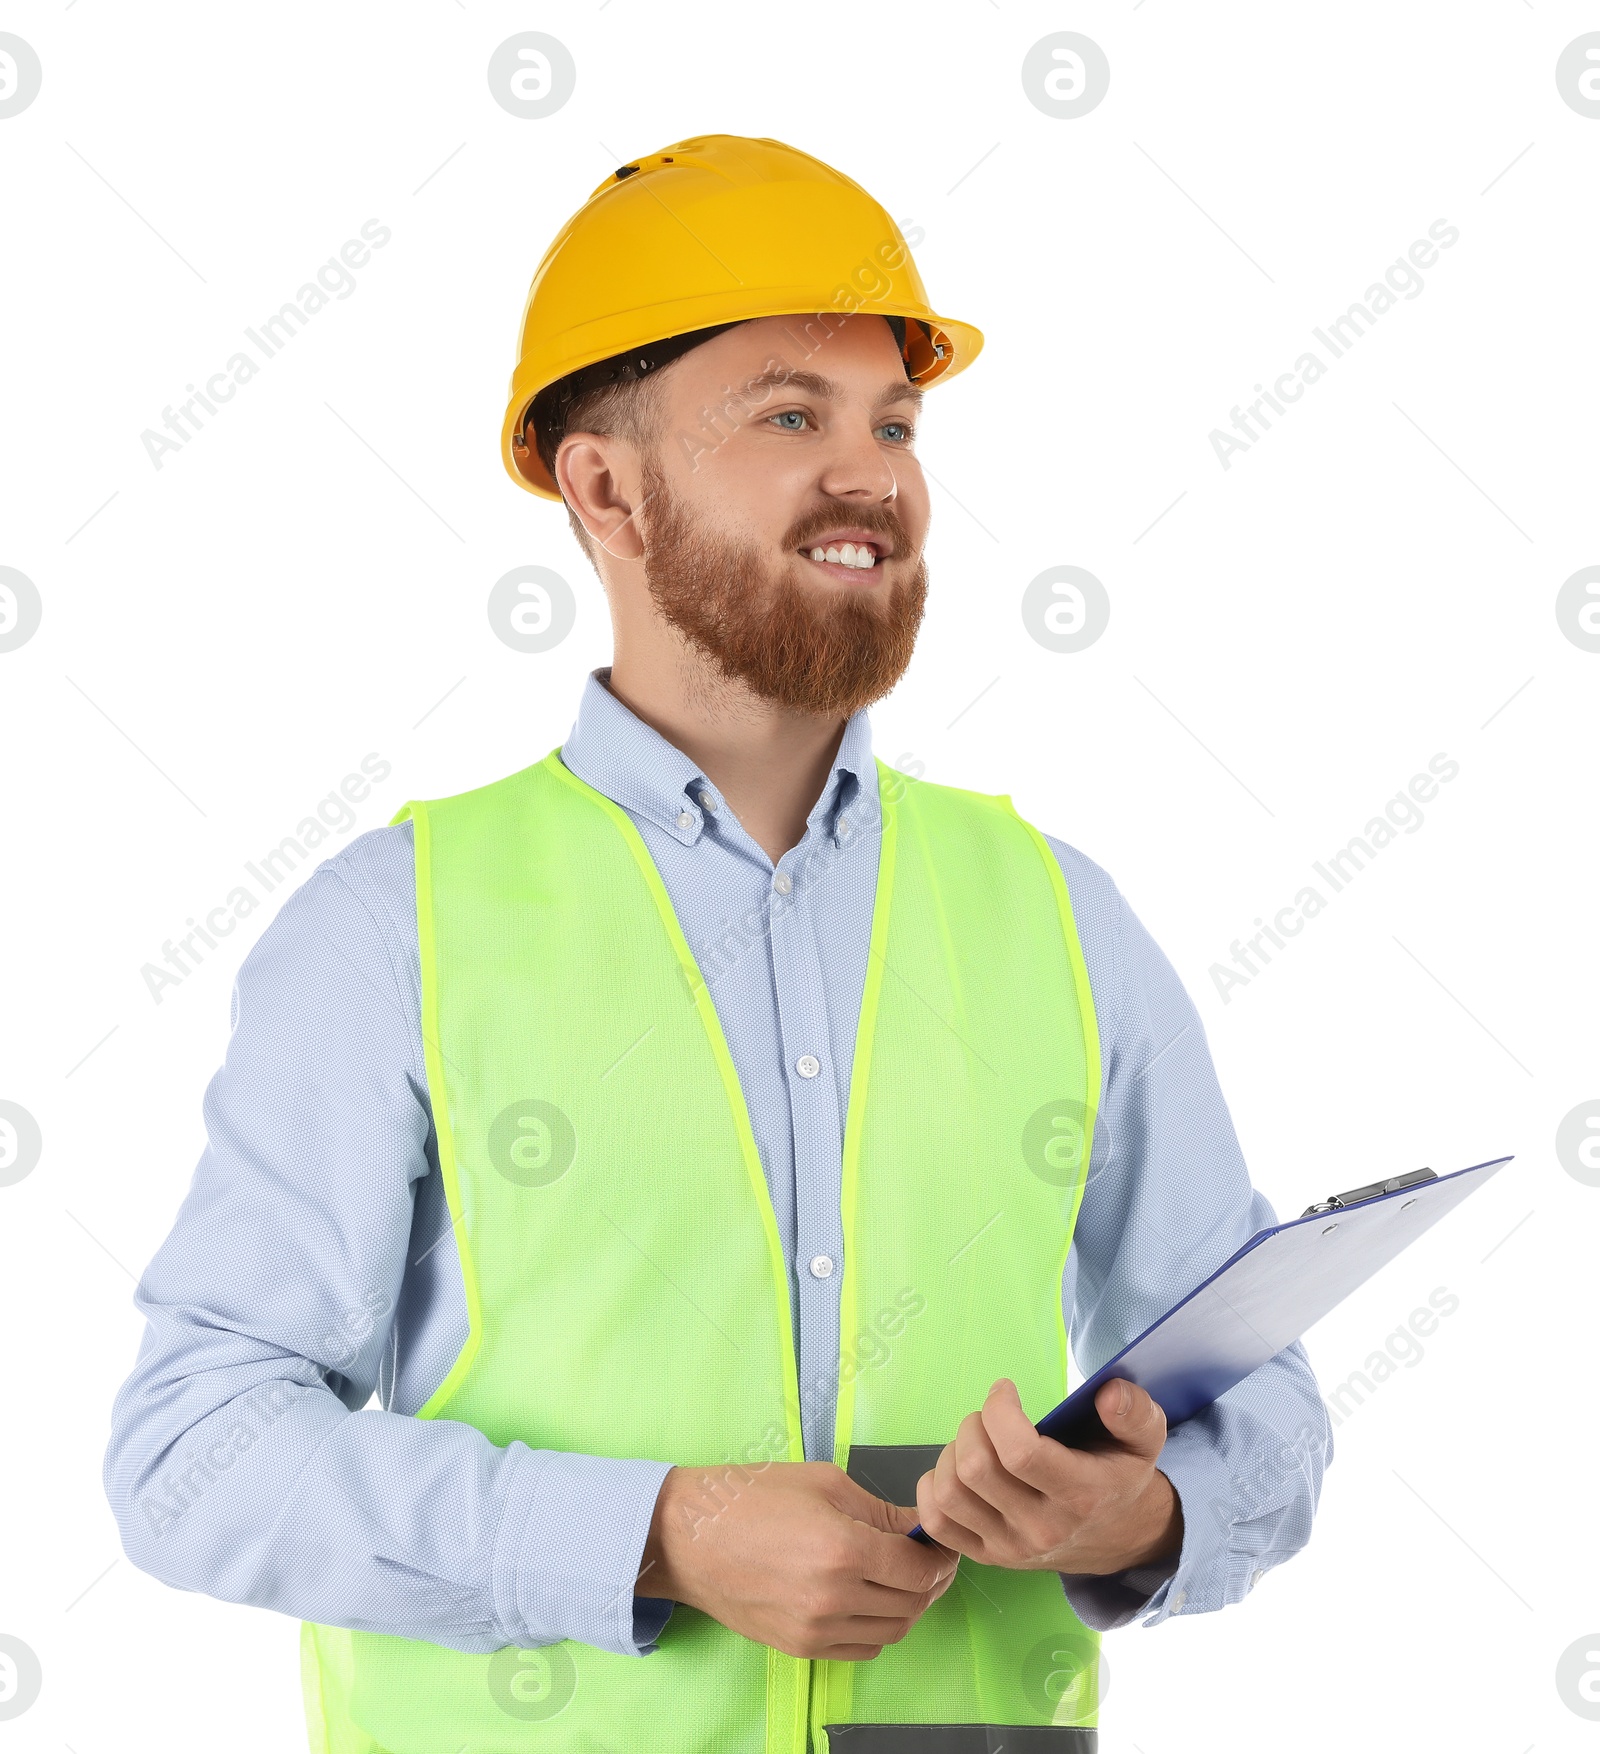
[104,666,1331,1712]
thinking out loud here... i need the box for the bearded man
[106,134,1330,1754]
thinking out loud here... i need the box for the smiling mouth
[796,539,887,578]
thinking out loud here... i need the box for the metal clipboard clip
[1300,1166,1437,1218]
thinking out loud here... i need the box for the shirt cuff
[1058,1543,1179,1632]
[1057,1419,1237,1631]
[492,1446,678,1656]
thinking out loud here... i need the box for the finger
[791,1613,916,1663]
[879,1499,927,1536]
[825,1475,956,1591]
[974,1378,1078,1502]
[827,1470,925,1534]
[915,1414,1016,1547]
[951,1395,1048,1523]
[879,1502,961,1573]
[1093,1377,1168,1462]
[850,1517,960,1595]
[791,1566,955,1663]
[816,1632,913,1660]
[879,1502,961,1570]
[836,1571,956,1618]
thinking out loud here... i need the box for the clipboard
[905,1154,1512,1543]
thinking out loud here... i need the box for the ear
[555,433,647,561]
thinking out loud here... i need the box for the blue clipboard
[906,1154,1512,1543]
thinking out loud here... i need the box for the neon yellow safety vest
[301,750,1104,1754]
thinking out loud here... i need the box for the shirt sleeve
[101,828,676,1658]
[1044,841,1334,1630]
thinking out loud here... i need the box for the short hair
[530,322,743,566]
[533,371,665,564]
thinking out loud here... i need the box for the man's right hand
[637,1460,958,1661]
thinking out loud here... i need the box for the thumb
[877,1494,960,1568]
[879,1498,924,1536]
[1096,1377,1167,1457]
[828,1468,921,1533]
[877,1496,960,1577]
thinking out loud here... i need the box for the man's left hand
[913,1377,1184,1576]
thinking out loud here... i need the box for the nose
[815,416,901,505]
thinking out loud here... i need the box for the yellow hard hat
[501,133,984,499]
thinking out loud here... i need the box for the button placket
[767,831,847,1464]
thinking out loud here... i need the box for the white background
[2,3,1597,1750]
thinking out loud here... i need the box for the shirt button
[773,872,793,895]
[1249,1568,1264,1587]
[809,1254,835,1279]
[1170,1588,1187,1611]
[837,816,851,839]
[796,1053,820,1079]
[676,810,694,831]
[698,789,717,812]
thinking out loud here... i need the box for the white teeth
[807,543,876,569]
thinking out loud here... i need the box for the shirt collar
[560,665,877,848]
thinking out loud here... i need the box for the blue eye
[765,409,916,441]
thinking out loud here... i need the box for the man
[105,135,1331,1752]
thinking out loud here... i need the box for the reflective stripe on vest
[300,751,1103,1754]
[827,1732,1096,1752]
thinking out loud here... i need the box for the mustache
[788,514,907,556]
